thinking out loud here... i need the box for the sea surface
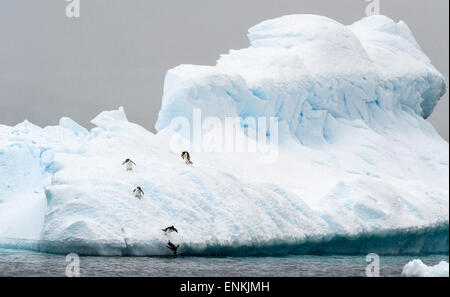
[0,248,447,277]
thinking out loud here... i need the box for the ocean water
[0,248,447,277]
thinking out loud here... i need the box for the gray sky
[0,0,448,140]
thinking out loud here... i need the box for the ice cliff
[0,15,448,256]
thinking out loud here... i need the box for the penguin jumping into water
[122,159,136,171]
[181,151,193,165]
[162,225,178,234]
[133,186,144,199]
[167,241,179,256]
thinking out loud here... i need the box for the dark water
[0,248,447,277]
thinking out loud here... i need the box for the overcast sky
[0,0,448,140]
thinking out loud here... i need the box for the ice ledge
[1,223,447,256]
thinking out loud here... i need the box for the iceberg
[402,259,449,277]
[0,15,448,256]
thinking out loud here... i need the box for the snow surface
[402,259,449,277]
[0,15,448,256]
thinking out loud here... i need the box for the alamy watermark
[365,0,380,16]
[64,1,379,19]
[365,253,380,277]
[168,109,279,162]
[65,0,80,18]
[65,253,80,277]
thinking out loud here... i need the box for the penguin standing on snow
[133,186,144,199]
[162,225,178,234]
[122,159,136,171]
[167,241,179,256]
[181,151,193,165]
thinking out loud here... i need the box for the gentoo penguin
[162,225,178,234]
[133,186,144,199]
[181,151,193,165]
[167,241,179,255]
[122,159,136,171]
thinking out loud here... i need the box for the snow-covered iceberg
[402,259,449,277]
[0,15,448,256]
